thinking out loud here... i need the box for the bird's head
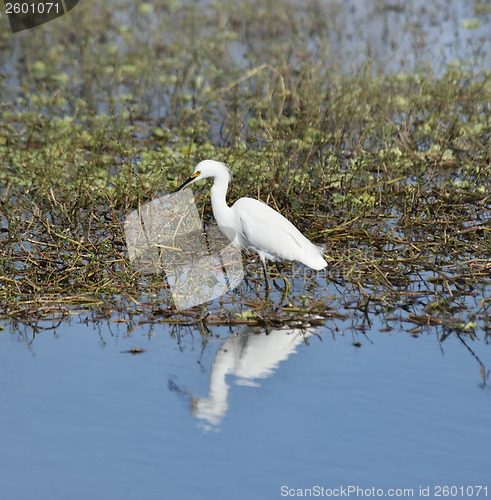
[175,160,231,192]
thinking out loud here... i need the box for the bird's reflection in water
[191,326,315,430]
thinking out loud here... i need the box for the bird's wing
[233,197,322,265]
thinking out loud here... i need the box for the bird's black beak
[174,177,194,193]
[174,171,200,193]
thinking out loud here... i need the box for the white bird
[192,326,315,428]
[175,160,327,291]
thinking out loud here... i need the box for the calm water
[1,308,489,500]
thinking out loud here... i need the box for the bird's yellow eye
[192,170,201,178]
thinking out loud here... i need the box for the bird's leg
[275,262,291,295]
[261,259,271,292]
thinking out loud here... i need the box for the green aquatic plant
[0,0,489,333]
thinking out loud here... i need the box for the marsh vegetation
[0,0,489,349]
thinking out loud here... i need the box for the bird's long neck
[210,175,235,234]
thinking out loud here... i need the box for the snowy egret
[175,160,327,291]
[192,326,315,428]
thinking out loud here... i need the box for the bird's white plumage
[176,159,327,271]
[231,197,326,269]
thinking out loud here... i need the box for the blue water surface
[1,313,489,500]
